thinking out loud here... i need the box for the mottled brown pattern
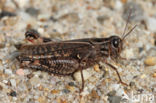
[15,24,136,91]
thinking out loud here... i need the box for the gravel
[0,0,156,103]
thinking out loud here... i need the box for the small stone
[38,96,47,103]
[73,69,91,82]
[57,98,67,103]
[0,34,5,43]
[49,77,57,85]
[12,97,17,101]
[90,90,100,99]
[66,85,75,92]
[34,95,39,99]
[27,73,34,79]
[140,74,146,79]
[49,16,57,22]
[108,96,121,103]
[62,89,70,94]
[147,17,156,32]
[16,69,24,76]
[16,0,29,8]
[68,82,75,86]
[51,90,60,94]
[121,0,127,4]
[138,47,144,53]
[29,76,41,86]
[3,17,18,26]
[152,72,156,78]
[44,88,49,92]
[9,90,17,97]
[93,64,100,72]
[97,15,108,24]
[59,12,80,23]
[107,90,116,96]
[0,43,5,48]
[129,82,136,88]
[0,85,3,90]
[25,7,39,17]
[37,28,44,34]
[38,14,51,20]
[114,0,122,10]
[4,69,12,75]
[122,1,144,22]
[123,48,134,59]
[38,85,43,91]
[0,11,16,19]
[144,57,156,66]
[2,80,8,84]
[10,79,16,87]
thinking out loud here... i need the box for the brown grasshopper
[15,13,137,92]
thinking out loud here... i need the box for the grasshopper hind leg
[106,62,128,86]
[80,68,84,93]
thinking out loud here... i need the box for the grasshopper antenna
[122,9,132,38]
[122,24,137,40]
[122,9,137,40]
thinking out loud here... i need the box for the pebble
[129,82,136,88]
[0,85,3,90]
[152,72,156,78]
[122,1,144,22]
[4,69,12,75]
[0,43,5,48]
[2,80,8,84]
[90,90,100,99]
[16,69,25,76]
[9,90,17,97]
[17,0,29,8]
[0,11,16,19]
[97,15,108,24]
[10,79,16,87]
[0,0,155,103]
[73,69,91,82]
[107,90,116,96]
[114,0,122,10]
[38,14,51,20]
[65,85,75,92]
[57,98,67,103]
[38,96,47,103]
[144,56,156,66]
[108,96,121,103]
[3,17,18,26]
[29,76,41,86]
[59,12,80,23]
[140,74,146,79]
[62,89,70,94]
[25,7,39,17]
[51,90,60,94]
[123,48,134,59]
[93,64,100,72]
[0,34,5,43]
[68,82,75,87]
[49,77,57,86]
[38,85,44,91]
[147,17,156,32]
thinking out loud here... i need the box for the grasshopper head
[109,36,123,58]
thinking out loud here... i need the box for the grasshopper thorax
[99,36,123,59]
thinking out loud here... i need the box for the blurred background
[0,0,155,103]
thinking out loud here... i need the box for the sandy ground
[0,0,155,103]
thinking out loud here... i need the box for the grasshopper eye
[25,29,39,39]
[25,32,36,38]
[112,39,119,48]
